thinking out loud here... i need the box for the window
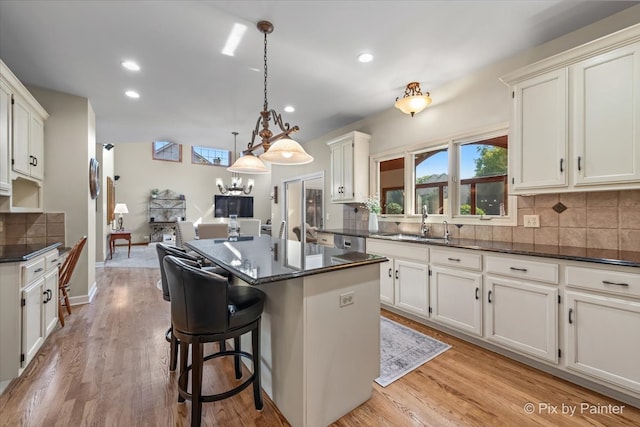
[415,147,448,215]
[191,146,231,166]
[372,125,514,225]
[152,141,182,162]
[379,157,404,214]
[458,135,508,216]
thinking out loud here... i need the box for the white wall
[113,142,271,243]
[32,86,96,301]
[271,5,640,229]
[96,143,114,261]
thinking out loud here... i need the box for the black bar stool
[163,255,265,427]
[156,243,230,371]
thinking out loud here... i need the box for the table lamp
[114,203,129,231]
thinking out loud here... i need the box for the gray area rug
[97,242,160,269]
[376,317,451,387]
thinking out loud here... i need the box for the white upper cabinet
[11,95,45,181]
[0,81,11,195]
[502,24,640,194]
[327,131,370,203]
[571,42,640,187]
[510,69,568,191]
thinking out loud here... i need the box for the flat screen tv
[214,195,254,218]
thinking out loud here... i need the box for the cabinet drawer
[431,248,482,271]
[316,232,334,247]
[566,266,640,298]
[45,250,60,271]
[485,255,558,284]
[366,239,428,262]
[22,257,46,285]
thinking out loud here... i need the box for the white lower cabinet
[0,247,58,393]
[394,259,429,317]
[565,291,640,393]
[485,276,559,363]
[43,269,58,336]
[367,239,429,316]
[21,277,45,367]
[378,258,395,305]
[430,267,482,336]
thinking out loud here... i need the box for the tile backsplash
[344,189,640,252]
[0,212,66,246]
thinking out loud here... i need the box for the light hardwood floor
[1,266,638,426]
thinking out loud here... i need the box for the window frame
[370,124,516,227]
[191,145,232,167]
[152,141,182,162]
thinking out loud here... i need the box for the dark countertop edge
[320,229,640,269]
[0,242,62,263]
[186,243,386,286]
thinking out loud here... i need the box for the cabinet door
[485,276,558,363]
[22,277,45,367]
[511,68,568,191]
[340,141,354,201]
[430,267,482,336]
[43,269,58,336]
[0,82,10,194]
[565,291,640,393]
[379,258,394,305]
[12,97,30,177]
[329,143,343,201]
[394,259,429,317]
[29,115,44,180]
[572,42,640,186]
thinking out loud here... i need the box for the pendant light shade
[227,152,269,174]
[395,82,432,117]
[259,137,313,165]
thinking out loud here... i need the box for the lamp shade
[394,94,432,116]
[227,152,269,174]
[114,203,129,214]
[259,137,314,165]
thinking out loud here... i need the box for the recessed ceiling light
[121,60,140,71]
[358,53,374,63]
[125,90,140,99]
[284,105,295,113]
[222,23,248,56]
[248,67,260,72]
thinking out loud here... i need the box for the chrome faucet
[443,220,450,241]
[420,205,429,236]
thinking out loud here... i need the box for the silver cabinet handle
[602,280,629,287]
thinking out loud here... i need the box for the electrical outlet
[339,291,355,307]
[524,214,540,228]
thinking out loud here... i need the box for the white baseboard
[68,281,97,306]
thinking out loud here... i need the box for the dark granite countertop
[185,235,386,286]
[0,242,62,263]
[320,229,640,269]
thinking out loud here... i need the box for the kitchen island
[186,236,386,427]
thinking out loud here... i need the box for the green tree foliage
[474,146,507,177]
[460,204,486,215]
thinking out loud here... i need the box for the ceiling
[0,1,635,153]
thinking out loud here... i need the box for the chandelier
[394,82,432,117]
[228,20,313,174]
[217,132,254,195]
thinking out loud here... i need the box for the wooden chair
[58,235,87,327]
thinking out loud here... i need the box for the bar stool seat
[156,243,231,372]
[164,255,265,427]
